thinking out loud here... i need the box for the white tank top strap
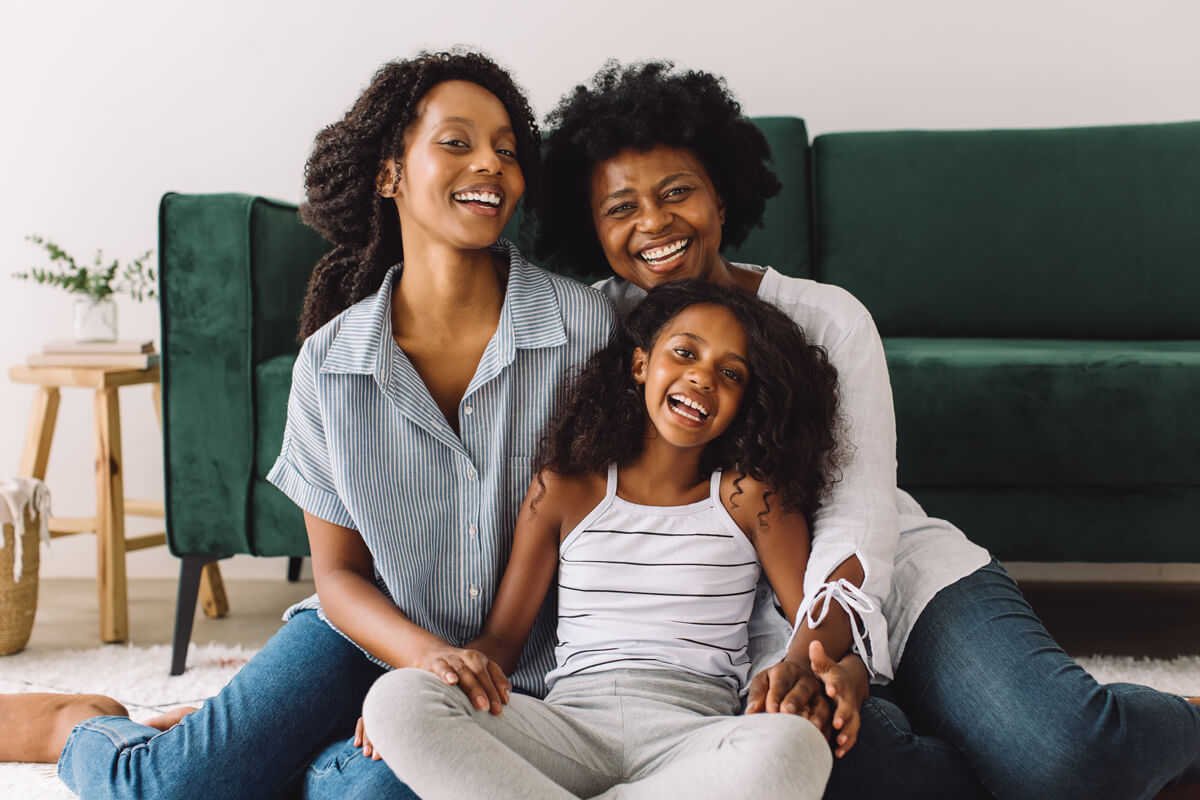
[605,462,619,499]
[708,468,724,506]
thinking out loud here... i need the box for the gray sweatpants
[363,667,832,800]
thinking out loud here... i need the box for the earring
[377,163,402,197]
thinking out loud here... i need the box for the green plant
[12,234,156,302]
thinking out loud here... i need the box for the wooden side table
[9,363,227,643]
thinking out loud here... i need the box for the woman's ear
[631,347,648,385]
[376,160,402,198]
[717,195,727,227]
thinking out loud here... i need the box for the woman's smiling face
[589,145,727,290]
[384,79,525,253]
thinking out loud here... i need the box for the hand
[414,643,511,716]
[354,715,381,760]
[745,657,832,737]
[809,640,868,758]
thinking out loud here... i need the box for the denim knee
[304,736,418,800]
[825,697,990,800]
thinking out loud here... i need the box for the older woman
[536,60,1200,800]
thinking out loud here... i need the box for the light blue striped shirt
[267,241,614,697]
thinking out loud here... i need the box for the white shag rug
[0,646,1197,798]
[0,643,254,799]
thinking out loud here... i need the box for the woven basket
[0,511,40,656]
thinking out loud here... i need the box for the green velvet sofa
[158,117,1200,672]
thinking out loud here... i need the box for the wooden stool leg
[199,562,229,618]
[19,386,60,479]
[94,387,128,643]
[152,382,162,427]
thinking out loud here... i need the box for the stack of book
[27,340,159,369]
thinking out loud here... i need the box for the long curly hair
[297,50,542,340]
[534,280,842,521]
[537,60,781,278]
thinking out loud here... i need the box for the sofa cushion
[252,478,307,558]
[252,353,308,556]
[255,353,296,479]
[814,121,1200,338]
[886,338,1200,486]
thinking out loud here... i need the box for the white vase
[73,297,118,342]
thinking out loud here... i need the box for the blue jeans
[57,610,418,800]
[827,559,1200,799]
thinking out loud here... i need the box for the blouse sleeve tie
[789,578,888,678]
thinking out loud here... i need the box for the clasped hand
[356,642,511,760]
[744,641,865,758]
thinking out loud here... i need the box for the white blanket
[0,477,51,583]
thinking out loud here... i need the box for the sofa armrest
[158,192,328,557]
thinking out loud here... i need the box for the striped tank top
[545,463,762,692]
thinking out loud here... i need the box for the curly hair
[297,50,542,340]
[533,280,842,521]
[537,60,782,278]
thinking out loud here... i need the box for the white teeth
[640,239,690,264]
[454,191,501,207]
[670,393,709,418]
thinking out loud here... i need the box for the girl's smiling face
[632,303,749,450]
[589,145,727,290]
[383,79,525,253]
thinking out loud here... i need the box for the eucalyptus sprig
[13,234,156,302]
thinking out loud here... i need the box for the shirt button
[468,585,480,599]
[464,405,474,416]
[468,524,477,537]
[466,467,476,480]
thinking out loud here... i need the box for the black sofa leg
[171,556,220,676]
[287,557,304,583]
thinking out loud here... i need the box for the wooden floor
[26,577,317,652]
[18,574,1200,658]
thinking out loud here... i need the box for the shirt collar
[318,239,567,380]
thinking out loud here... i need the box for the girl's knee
[745,715,832,792]
[362,669,467,747]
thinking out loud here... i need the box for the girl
[0,51,612,799]
[537,59,1200,799]
[362,280,869,800]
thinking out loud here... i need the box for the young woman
[536,60,1200,800]
[0,51,612,799]
[362,280,866,799]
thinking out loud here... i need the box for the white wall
[2,0,1197,579]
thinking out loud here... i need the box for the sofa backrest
[813,121,1200,338]
[722,116,814,280]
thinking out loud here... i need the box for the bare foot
[0,693,128,763]
[142,706,199,731]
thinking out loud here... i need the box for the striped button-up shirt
[268,241,614,697]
